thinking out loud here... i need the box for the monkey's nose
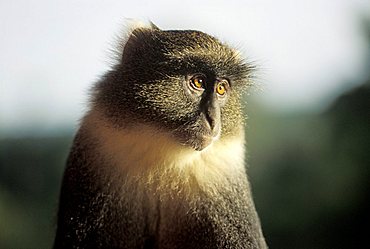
[205,111,216,130]
[202,111,220,138]
[200,94,220,134]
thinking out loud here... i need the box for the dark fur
[92,27,253,139]
[54,25,267,248]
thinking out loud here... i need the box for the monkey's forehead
[153,30,251,79]
[129,28,244,63]
[156,30,221,47]
[123,28,253,83]
[154,30,238,57]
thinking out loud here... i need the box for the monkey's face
[96,27,253,151]
[177,74,226,150]
[138,72,234,151]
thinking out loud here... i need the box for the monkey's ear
[121,26,153,64]
[119,20,160,64]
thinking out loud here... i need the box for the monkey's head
[94,24,253,151]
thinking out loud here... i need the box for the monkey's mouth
[174,117,221,151]
[192,135,214,151]
[189,129,220,151]
[174,128,218,151]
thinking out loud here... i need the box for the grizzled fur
[93,26,253,138]
[54,24,267,249]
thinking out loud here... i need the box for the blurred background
[1,0,369,248]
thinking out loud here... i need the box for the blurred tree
[0,136,73,249]
[249,17,370,249]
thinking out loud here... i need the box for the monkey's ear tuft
[149,21,160,30]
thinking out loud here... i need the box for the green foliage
[0,136,73,249]
[247,82,370,249]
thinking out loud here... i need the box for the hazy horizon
[1,0,369,133]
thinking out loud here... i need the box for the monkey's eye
[216,80,229,96]
[189,75,206,90]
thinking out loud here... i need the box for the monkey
[53,22,268,249]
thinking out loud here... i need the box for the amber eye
[190,75,206,90]
[216,80,228,96]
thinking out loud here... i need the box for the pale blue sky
[1,0,369,133]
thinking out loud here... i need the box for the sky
[1,0,369,133]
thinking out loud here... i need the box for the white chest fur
[85,111,246,196]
